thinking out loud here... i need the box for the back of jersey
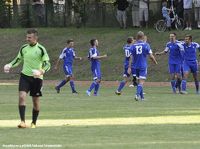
[130,40,152,69]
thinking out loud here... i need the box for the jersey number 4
[136,46,142,55]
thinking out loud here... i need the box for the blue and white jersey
[88,47,100,69]
[130,40,152,69]
[59,47,75,65]
[182,42,200,62]
[123,44,131,68]
[164,40,184,64]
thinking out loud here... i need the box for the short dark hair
[27,28,38,36]
[67,39,74,44]
[185,34,192,40]
[90,38,97,46]
[171,32,176,36]
[127,37,133,44]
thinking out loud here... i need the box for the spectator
[193,0,200,28]
[175,0,183,19]
[114,0,129,29]
[183,0,192,30]
[139,0,149,28]
[130,0,140,28]
[32,0,45,26]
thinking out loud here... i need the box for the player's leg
[191,63,199,94]
[169,64,176,93]
[175,64,183,93]
[30,78,43,128]
[94,67,101,96]
[181,62,189,94]
[18,74,30,128]
[116,68,129,95]
[68,67,78,93]
[86,68,97,96]
[55,65,70,93]
[135,68,146,101]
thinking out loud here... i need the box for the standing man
[181,35,200,94]
[3,29,51,128]
[129,31,157,101]
[114,0,129,29]
[139,0,149,28]
[193,0,200,28]
[115,36,135,95]
[86,39,107,96]
[155,33,184,93]
[130,0,140,28]
[183,0,192,30]
[54,39,82,94]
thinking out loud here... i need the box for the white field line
[1,115,200,127]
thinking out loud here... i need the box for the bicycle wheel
[175,18,184,30]
[155,20,167,32]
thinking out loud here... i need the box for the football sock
[195,81,199,92]
[94,82,100,94]
[57,80,67,89]
[19,105,26,122]
[181,80,187,91]
[133,76,138,86]
[176,78,181,91]
[140,85,144,99]
[70,81,76,92]
[32,108,39,125]
[171,80,176,92]
[137,84,142,97]
[88,82,96,92]
[117,81,126,92]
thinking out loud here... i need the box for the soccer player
[54,39,82,94]
[181,35,200,94]
[129,31,157,101]
[3,29,51,128]
[86,39,107,96]
[115,36,135,95]
[155,33,184,93]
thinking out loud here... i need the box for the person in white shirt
[183,0,192,30]
[193,0,200,28]
[139,0,149,28]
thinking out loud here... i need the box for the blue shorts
[168,64,182,74]
[183,61,198,73]
[63,64,73,77]
[92,67,101,80]
[135,68,147,79]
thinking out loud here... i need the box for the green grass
[1,84,200,149]
[1,27,200,81]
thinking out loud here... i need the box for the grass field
[1,83,200,149]
[1,27,200,81]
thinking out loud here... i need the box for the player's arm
[4,50,23,73]
[155,47,168,56]
[92,54,107,59]
[149,53,158,64]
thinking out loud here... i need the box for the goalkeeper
[3,28,51,128]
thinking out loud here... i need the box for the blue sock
[70,81,76,92]
[117,81,126,92]
[195,81,199,92]
[57,80,67,89]
[181,80,187,91]
[137,84,142,97]
[94,82,100,95]
[140,86,144,99]
[171,80,176,93]
[88,82,96,92]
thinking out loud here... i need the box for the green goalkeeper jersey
[8,43,51,79]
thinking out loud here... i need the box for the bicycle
[155,8,184,32]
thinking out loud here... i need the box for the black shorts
[19,73,43,97]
